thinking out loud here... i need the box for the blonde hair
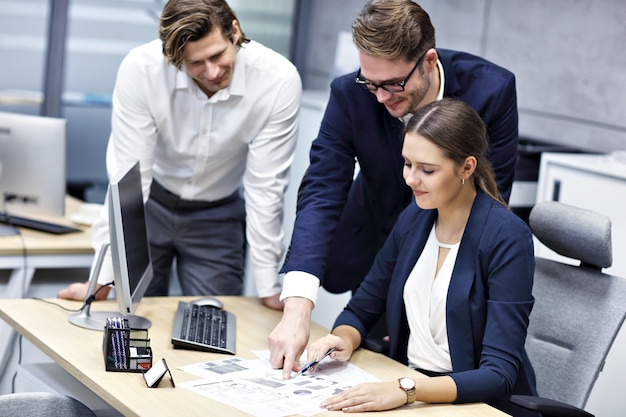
[352,0,435,62]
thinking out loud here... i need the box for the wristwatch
[398,377,416,404]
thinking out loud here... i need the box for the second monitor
[0,111,66,217]
[69,160,153,330]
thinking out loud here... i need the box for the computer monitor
[69,160,153,330]
[0,111,66,217]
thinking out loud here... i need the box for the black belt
[412,367,449,378]
[149,180,239,211]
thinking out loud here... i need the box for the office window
[0,0,297,202]
[0,0,49,113]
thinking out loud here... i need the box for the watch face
[400,377,415,389]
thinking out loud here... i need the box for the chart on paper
[178,351,379,417]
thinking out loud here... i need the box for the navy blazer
[281,49,519,293]
[334,192,538,416]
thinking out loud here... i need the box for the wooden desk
[0,196,94,378]
[0,196,94,294]
[0,296,508,417]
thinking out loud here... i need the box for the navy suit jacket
[334,192,538,416]
[281,48,519,293]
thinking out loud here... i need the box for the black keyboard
[0,212,81,234]
[171,301,236,354]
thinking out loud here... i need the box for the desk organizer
[102,317,152,372]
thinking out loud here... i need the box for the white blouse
[404,224,459,373]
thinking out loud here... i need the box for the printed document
[178,350,379,417]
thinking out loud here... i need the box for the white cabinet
[535,152,626,417]
[535,152,626,276]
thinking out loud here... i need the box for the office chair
[0,392,97,417]
[511,201,626,417]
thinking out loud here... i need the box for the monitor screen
[109,160,153,321]
[0,111,66,217]
[69,160,153,330]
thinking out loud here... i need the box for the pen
[295,347,337,377]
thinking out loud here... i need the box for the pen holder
[102,317,152,372]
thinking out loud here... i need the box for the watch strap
[398,377,416,405]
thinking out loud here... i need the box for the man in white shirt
[57,0,302,309]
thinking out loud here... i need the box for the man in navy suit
[269,0,519,379]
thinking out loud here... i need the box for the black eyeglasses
[355,54,425,93]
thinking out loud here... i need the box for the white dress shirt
[93,39,302,298]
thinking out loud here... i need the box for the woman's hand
[320,381,407,412]
[304,332,353,372]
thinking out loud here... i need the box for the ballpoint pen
[295,347,337,377]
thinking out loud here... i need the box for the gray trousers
[144,183,246,297]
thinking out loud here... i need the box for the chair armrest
[510,395,594,417]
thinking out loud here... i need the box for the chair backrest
[526,201,626,409]
[0,392,97,417]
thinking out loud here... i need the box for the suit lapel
[437,49,461,99]
[446,192,492,370]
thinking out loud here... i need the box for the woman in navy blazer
[305,98,538,417]
[271,1,520,378]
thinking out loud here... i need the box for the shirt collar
[435,58,445,101]
[174,44,248,101]
[228,45,246,96]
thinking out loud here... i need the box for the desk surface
[0,196,93,256]
[0,296,508,417]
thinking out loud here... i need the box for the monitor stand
[68,309,151,331]
[0,224,19,236]
[68,243,151,331]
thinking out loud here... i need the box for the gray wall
[296,0,626,154]
[3,0,625,192]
